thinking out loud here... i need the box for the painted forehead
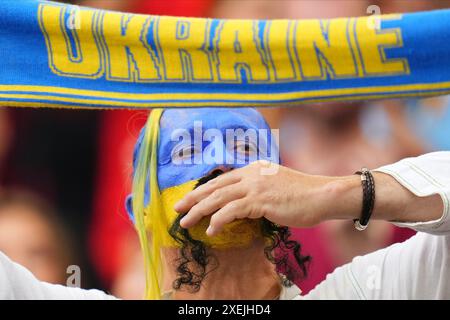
[158,108,272,161]
[159,108,270,133]
[132,107,273,171]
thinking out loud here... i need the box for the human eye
[171,144,201,164]
[235,140,258,159]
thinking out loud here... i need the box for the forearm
[177,152,450,234]
[305,152,450,299]
[318,172,443,224]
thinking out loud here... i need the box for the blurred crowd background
[0,0,449,299]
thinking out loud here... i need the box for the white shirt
[1,152,449,300]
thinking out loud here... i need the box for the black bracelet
[353,168,375,231]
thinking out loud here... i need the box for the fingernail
[180,217,187,227]
[206,225,215,236]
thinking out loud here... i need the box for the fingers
[206,199,250,236]
[174,170,241,214]
[179,182,245,228]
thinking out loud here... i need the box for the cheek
[161,180,198,217]
[155,178,263,249]
[148,180,199,247]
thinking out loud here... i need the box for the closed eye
[171,144,202,163]
[235,140,258,158]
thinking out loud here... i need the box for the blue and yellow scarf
[1,0,450,109]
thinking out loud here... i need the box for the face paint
[127,107,279,299]
[150,176,262,249]
[157,108,279,190]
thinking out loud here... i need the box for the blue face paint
[126,107,279,221]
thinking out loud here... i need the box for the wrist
[318,172,407,223]
[316,175,362,222]
[371,172,406,221]
[312,170,443,226]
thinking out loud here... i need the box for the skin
[175,160,443,237]
[168,239,281,300]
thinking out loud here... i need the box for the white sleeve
[303,152,450,300]
[374,151,450,235]
[303,232,450,299]
[0,251,117,300]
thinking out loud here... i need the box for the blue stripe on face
[127,107,280,219]
[157,108,279,190]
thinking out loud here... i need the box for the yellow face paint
[145,179,262,248]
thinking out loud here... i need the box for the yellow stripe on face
[145,179,262,249]
[144,179,198,247]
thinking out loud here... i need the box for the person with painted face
[125,108,309,300]
[1,107,450,300]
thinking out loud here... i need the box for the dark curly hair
[168,170,311,293]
